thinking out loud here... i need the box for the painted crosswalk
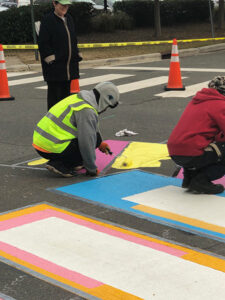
[1,203,225,300]
[36,73,134,90]
[7,69,220,98]
[156,81,209,98]
[96,66,225,73]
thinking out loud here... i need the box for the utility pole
[104,0,107,12]
[218,0,225,29]
[154,0,161,37]
[30,0,39,60]
[208,0,215,38]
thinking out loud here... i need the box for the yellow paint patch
[28,158,48,166]
[112,142,170,169]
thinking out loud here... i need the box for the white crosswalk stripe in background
[7,70,216,98]
[36,73,134,90]
[156,81,209,98]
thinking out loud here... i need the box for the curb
[6,43,225,72]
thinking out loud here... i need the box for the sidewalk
[5,43,225,72]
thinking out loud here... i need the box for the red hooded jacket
[167,88,225,156]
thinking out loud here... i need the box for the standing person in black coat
[38,0,82,110]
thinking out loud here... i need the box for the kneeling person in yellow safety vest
[32,81,120,177]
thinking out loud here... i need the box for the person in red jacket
[167,76,225,194]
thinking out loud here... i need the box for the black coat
[38,11,81,82]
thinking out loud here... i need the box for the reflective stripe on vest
[33,95,98,153]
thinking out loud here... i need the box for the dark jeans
[47,81,71,110]
[172,144,225,181]
[36,139,82,169]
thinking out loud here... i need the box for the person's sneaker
[188,173,224,194]
[46,160,77,178]
[182,168,198,188]
[73,165,84,171]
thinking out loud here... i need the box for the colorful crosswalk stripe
[1,204,225,299]
[55,170,225,242]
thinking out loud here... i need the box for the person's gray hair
[208,76,225,96]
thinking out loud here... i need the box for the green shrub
[160,0,211,26]
[91,11,134,32]
[91,12,115,32]
[114,0,154,27]
[114,0,211,28]
[113,11,134,30]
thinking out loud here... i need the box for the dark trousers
[36,133,102,169]
[172,144,225,181]
[36,139,82,169]
[47,81,71,110]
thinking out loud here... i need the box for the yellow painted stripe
[2,37,225,49]
[133,204,225,235]
[28,158,48,166]
[0,204,50,221]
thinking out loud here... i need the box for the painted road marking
[112,141,170,169]
[156,81,209,98]
[117,76,170,93]
[25,141,169,171]
[0,292,16,300]
[7,71,36,78]
[8,76,44,86]
[96,66,225,72]
[1,204,225,299]
[55,170,225,242]
[26,140,129,172]
[36,74,134,90]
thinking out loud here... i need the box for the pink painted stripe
[0,241,103,289]
[0,210,53,231]
[95,139,129,171]
[77,139,129,174]
[1,208,187,257]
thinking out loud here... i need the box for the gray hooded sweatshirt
[75,82,120,173]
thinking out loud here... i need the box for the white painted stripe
[171,56,180,62]
[124,185,225,227]
[0,52,4,60]
[156,81,209,98]
[8,76,44,86]
[0,63,6,70]
[96,66,225,73]
[1,217,225,299]
[7,71,37,78]
[36,73,134,90]
[118,76,169,93]
[172,44,178,54]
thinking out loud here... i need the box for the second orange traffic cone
[164,39,185,91]
[70,79,80,94]
[0,44,14,101]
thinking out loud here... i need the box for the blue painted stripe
[55,170,225,241]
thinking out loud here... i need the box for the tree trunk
[218,0,225,29]
[154,0,161,37]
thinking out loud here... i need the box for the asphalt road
[1,50,225,300]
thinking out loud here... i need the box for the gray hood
[94,82,120,113]
[77,90,98,110]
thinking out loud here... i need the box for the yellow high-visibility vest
[33,94,98,153]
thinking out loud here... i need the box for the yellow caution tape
[2,37,225,50]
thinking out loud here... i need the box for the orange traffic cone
[164,39,185,91]
[70,79,80,94]
[0,44,14,101]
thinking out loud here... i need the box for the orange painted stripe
[133,204,225,235]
